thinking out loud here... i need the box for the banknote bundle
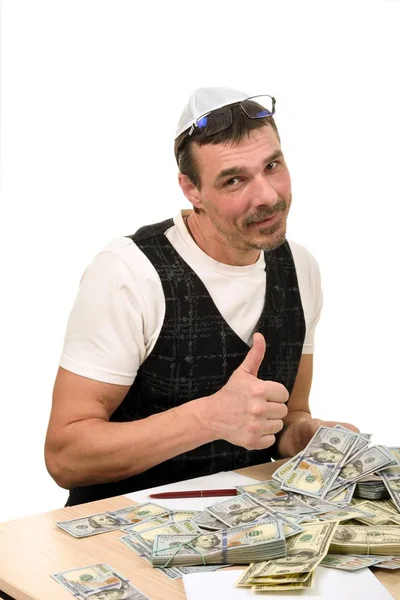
[119,511,227,579]
[235,521,338,591]
[150,519,287,567]
[328,525,400,556]
[52,563,150,599]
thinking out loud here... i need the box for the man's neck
[183,211,261,267]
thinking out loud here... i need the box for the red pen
[148,488,239,499]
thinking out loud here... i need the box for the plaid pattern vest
[67,219,306,506]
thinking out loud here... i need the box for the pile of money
[54,426,400,592]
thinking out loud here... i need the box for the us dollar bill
[320,554,387,570]
[325,482,357,505]
[236,479,287,500]
[330,445,398,491]
[56,511,133,538]
[191,509,226,531]
[379,474,400,512]
[251,572,315,591]
[51,563,150,599]
[207,493,272,527]
[334,425,372,460]
[281,427,360,498]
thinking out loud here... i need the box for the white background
[1,0,399,523]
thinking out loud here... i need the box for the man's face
[190,126,292,252]
[275,553,308,565]
[91,515,118,527]
[93,591,122,600]
[195,534,219,550]
[340,464,361,479]
[312,449,343,463]
[240,507,267,522]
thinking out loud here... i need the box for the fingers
[253,380,289,404]
[238,332,266,377]
[262,401,288,420]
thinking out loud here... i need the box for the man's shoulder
[286,238,320,270]
[88,236,157,280]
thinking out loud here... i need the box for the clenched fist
[205,332,289,450]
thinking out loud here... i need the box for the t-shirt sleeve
[59,249,147,385]
[302,250,323,354]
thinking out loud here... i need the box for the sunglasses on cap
[188,94,276,137]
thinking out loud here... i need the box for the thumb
[238,332,266,377]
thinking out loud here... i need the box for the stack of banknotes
[54,425,400,592]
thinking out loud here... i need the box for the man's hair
[174,103,281,213]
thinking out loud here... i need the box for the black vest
[67,218,306,506]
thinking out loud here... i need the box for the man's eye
[266,161,278,170]
[224,177,241,187]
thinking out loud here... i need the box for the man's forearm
[276,410,312,457]
[48,397,213,489]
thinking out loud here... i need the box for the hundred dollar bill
[236,563,312,586]
[51,563,150,599]
[281,426,360,498]
[121,515,171,533]
[334,425,372,460]
[378,448,400,510]
[325,482,357,505]
[373,556,400,569]
[251,572,315,591]
[330,445,398,491]
[207,493,272,527]
[255,493,317,515]
[236,479,287,499]
[320,554,387,570]
[56,511,132,538]
[317,506,375,523]
[271,454,301,484]
[109,503,171,524]
[241,520,338,577]
[379,474,400,511]
[191,509,226,531]
[352,500,400,526]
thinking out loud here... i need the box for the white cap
[175,86,250,139]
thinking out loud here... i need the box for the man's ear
[178,173,202,211]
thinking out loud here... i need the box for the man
[45,87,358,506]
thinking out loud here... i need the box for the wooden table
[1,460,399,599]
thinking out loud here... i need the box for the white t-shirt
[60,210,323,385]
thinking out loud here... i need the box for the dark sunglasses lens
[196,108,232,135]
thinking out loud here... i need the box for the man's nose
[251,174,279,206]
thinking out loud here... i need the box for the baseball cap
[175,86,250,139]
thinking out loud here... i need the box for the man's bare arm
[45,367,214,489]
[45,335,288,490]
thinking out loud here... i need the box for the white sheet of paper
[183,566,394,600]
[125,471,260,510]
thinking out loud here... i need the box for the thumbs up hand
[205,332,289,450]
